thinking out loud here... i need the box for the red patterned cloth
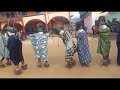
[93,26,99,31]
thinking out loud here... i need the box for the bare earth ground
[0,34,119,78]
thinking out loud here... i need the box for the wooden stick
[58,36,59,46]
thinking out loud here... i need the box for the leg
[0,57,5,68]
[69,56,76,66]
[37,58,42,67]
[14,64,22,75]
[20,56,27,70]
[44,60,49,67]
[21,59,27,70]
[6,58,12,66]
[65,52,73,68]
[101,55,110,66]
[21,59,24,65]
[117,43,120,65]
[12,60,22,75]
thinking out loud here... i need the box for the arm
[2,35,7,47]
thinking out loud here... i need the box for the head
[71,23,76,30]
[5,26,17,36]
[37,23,43,28]
[52,27,62,35]
[75,21,83,31]
[15,30,21,36]
[98,16,106,26]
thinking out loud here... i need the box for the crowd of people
[0,16,120,75]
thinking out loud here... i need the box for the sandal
[6,61,12,66]
[21,64,27,70]
[14,69,22,75]
[66,61,73,68]
[44,62,49,68]
[37,64,43,68]
[81,63,90,67]
[0,64,5,68]
[70,58,76,66]
[101,60,110,66]
[107,59,111,64]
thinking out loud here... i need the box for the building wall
[23,15,46,26]
[1,20,23,30]
[47,12,70,24]
[84,14,93,33]
[0,12,71,31]
[92,12,110,21]
[108,12,120,22]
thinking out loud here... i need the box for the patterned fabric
[2,34,10,59]
[116,27,120,43]
[117,43,120,65]
[7,35,24,65]
[0,33,5,60]
[61,31,77,61]
[116,28,120,64]
[30,33,49,61]
[97,26,111,56]
[76,30,91,64]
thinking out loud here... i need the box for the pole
[69,12,72,27]
[7,19,10,27]
[50,20,54,45]
[45,12,48,33]
[13,19,15,27]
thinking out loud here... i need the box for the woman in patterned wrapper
[97,17,111,66]
[74,21,91,67]
[53,27,77,68]
[6,26,27,75]
[30,23,50,68]
[115,22,120,65]
[0,30,12,68]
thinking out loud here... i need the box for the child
[6,26,27,75]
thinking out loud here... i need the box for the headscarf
[5,26,17,36]
[53,27,62,34]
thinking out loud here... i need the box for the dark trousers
[117,42,120,65]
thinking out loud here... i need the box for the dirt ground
[0,34,119,78]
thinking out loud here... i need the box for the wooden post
[69,12,71,27]
[7,19,10,27]
[22,18,25,33]
[0,22,1,29]
[45,12,48,33]
[13,19,15,27]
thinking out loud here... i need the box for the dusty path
[0,34,119,78]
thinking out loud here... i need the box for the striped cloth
[61,31,77,61]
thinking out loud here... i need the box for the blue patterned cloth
[116,28,120,65]
[76,30,91,64]
[0,33,5,60]
[30,33,49,61]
